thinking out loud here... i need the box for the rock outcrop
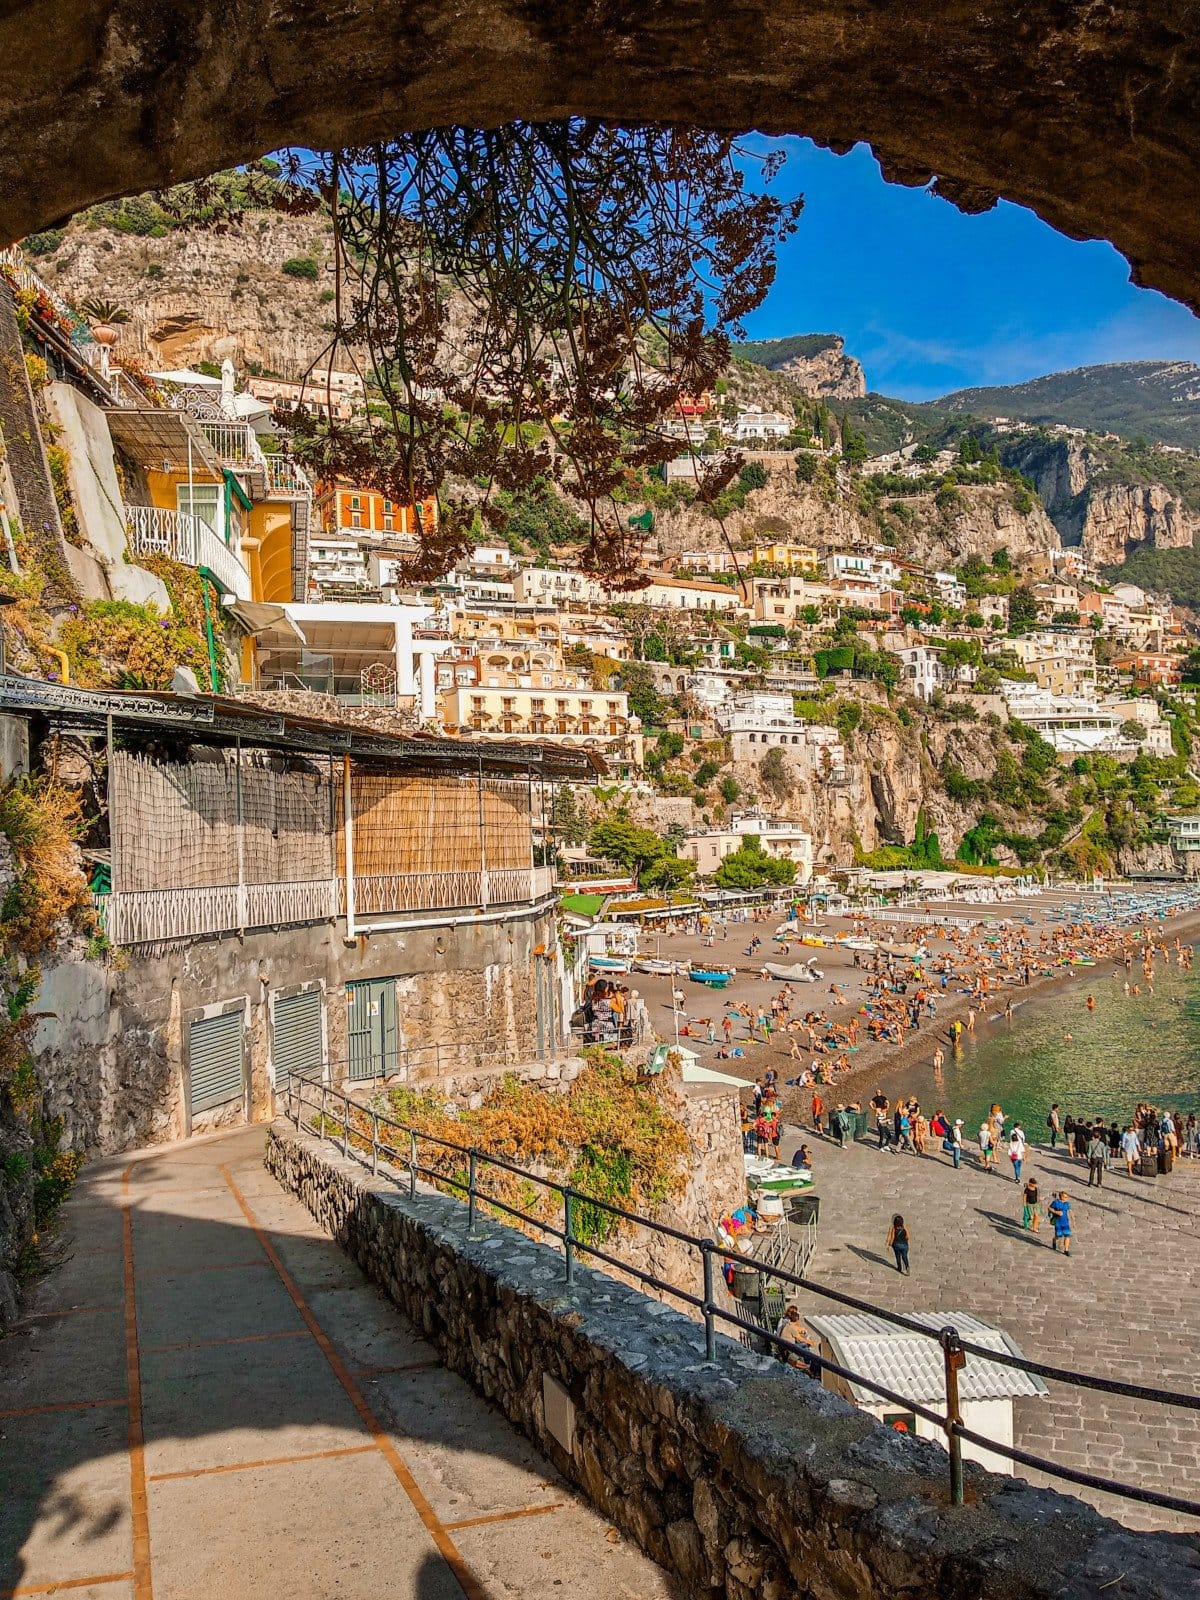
[774,336,866,399]
[651,469,1059,575]
[997,433,1198,565]
[1075,483,1199,566]
[39,216,342,377]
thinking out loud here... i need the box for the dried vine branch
[272,124,801,584]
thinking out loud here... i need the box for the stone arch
[1,11,1200,310]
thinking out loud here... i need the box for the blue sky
[739,139,1200,401]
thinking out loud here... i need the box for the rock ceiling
[1,0,1197,308]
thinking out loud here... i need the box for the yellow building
[440,682,642,769]
[751,542,821,574]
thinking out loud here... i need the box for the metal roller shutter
[272,988,323,1091]
[188,1009,245,1114]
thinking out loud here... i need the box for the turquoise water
[880,963,1200,1137]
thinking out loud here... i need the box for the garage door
[272,987,323,1092]
[188,1008,246,1115]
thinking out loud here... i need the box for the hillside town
[4,55,1200,1600]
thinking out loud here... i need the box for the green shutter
[347,980,398,1081]
[188,1009,245,1114]
[272,988,323,1091]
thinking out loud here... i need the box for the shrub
[281,256,320,281]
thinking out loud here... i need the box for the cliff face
[774,337,866,399]
[997,433,1198,564]
[38,215,341,377]
[730,711,1002,868]
[1073,483,1199,566]
[652,468,1059,572]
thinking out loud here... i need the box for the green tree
[713,835,797,889]
[618,662,666,726]
[587,819,668,879]
[799,603,822,626]
[641,855,695,892]
[718,775,741,805]
[958,434,981,465]
[1008,586,1039,633]
[550,784,587,847]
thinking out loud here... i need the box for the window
[351,495,361,509]
[383,516,394,532]
[351,512,362,528]
[177,483,221,537]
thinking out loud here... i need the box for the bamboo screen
[342,771,531,877]
[111,749,335,893]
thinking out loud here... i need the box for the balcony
[125,504,253,600]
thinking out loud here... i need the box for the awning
[224,601,305,638]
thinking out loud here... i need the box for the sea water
[880,962,1200,1136]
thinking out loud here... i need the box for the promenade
[786,1122,1200,1531]
[0,1127,678,1600]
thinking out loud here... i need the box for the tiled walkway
[0,1127,679,1600]
[783,1123,1200,1532]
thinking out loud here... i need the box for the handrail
[283,1068,1200,1523]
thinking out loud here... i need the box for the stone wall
[32,902,566,1152]
[265,1122,1198,1600]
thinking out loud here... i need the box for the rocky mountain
[936,360,1200,450]
[733,334,866,398]
[647,460,1060,573]
[994,430,1200,565]
[33,211,343,378]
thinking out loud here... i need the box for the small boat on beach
[691,966,736,988]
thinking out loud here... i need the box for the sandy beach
[619,890,1200,1126]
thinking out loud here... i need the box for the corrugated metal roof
[806,1311,1049,1403]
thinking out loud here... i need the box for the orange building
[317,483,438,540]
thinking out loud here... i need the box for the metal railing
[283,1070,1200,1524]
[125,504,253,600]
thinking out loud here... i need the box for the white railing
[0,246,81,331]
[125,504,253,600]
[200,420,265,466]
[95,865,553,946]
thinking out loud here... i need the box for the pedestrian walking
[1086,1128,1106,1187]
[1120,1122,1140,1176]
[887,1214,911,1274]
[1047,1191,1073,1254]
[1008,1126,1026,1184]
[1022,1176,1041,1233]
[811,1091,825,1137]
[979,1119,995,1173]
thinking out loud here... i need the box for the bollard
[940,1325,966,1506]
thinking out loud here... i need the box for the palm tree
[79,297,131,326]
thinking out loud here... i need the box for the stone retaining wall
[265,1121,1199,1600]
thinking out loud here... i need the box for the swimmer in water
[1063,1031,1073,1043]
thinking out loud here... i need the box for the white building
[806,1311,1047,1479]
[896,645,976,702]
[1001,682,1135,759]
[732,408,792,442]
[716,692,798,737]
[679,813,813,883]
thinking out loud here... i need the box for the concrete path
[0,1127,679,1600]
[781,1122,1200,1532]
